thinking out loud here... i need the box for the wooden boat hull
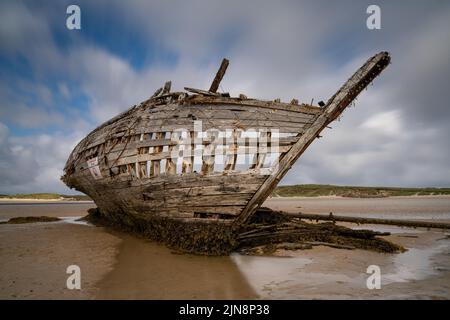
[62,52,391,226]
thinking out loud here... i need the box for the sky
[0,0,449,194]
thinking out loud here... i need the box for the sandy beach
[0,196,449,299]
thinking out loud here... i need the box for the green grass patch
[272,184,450,198]
[0,193,91,201]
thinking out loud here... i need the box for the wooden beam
[235,52,391,225]
[162,81,171,94]
[209,58,229,93]
[284,212,450,230]
[184,87,220,96]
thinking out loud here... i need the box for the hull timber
[62,52,391,226]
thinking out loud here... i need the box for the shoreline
[1,194,450,204]
[0,198,93,203]
[0,198,449,299]
[269,194,450,200]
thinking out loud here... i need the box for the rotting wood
[150,132,164,176]
[283,211,450,230]
[165,131,178,174]
[224,129,240,171]
[162,81,171,94]
[201,130,219,175]
[209,58,229,93]
[62,53,392,254]
[84,206,403,255]
[184,87,220,96]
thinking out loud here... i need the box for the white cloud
[0,0,450,193]
[361,110,402,135]
[0,123,84,194]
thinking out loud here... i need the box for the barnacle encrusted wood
[62,52,391,252]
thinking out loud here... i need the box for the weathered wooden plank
[142,183,261,198]
[209,58,229,93]
[224,129,239,171]
[182,131,195,174]
[142,193,252,207]
[184,87,220,96]
[201,130,219,175]
[186,95,322,115]
[251,131,271,169]
[145,106,316,122]
[163,205,244,216]
[148,104,318,121]
[165,132,178,174]
[151,132,164,176]
[162,81,171,94]
[107,145,290,167]
[81,104,314,152]
[109,171,268,190]
[105,136,298,157]
[132,119,307,133]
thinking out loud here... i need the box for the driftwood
[277,211,450,230]
[234,208,404,255]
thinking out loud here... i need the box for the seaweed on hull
[84,207,404,255]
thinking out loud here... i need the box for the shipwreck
[62,52,394,254]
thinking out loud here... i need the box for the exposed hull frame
[62,52,391,225]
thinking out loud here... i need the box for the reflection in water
[58,216,92,226]
[231,254,316,298]
[0,202,95,220]
[95,233,257,299]
[383,242,449,284]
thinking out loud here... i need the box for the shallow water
[266,196,450,222]
[1,199,449,299]
[0,202,95,220]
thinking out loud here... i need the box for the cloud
[361,110,402,136]
[0,0,449,194]
[0,122,84,194]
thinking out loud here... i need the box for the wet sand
[0,197,449,299]
[0,201,95,221]
[265,196,450,223]
[0,222,120,299]
[95,233,256,299]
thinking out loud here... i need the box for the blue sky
[1,0,449,194]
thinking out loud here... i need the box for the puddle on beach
[58,216,91,226]
[230,228,450,299]
[350,224,425,234]
[383,242,450,284]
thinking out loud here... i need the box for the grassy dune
[2,185,450,201]
[272,184,450,198]
[0,193,91,201]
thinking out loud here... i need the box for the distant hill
[272,184,450,198]
[2,185,450,201]
[0,193,92,201]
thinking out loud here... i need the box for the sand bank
[0,199,449,299]
[0,222,120,299]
